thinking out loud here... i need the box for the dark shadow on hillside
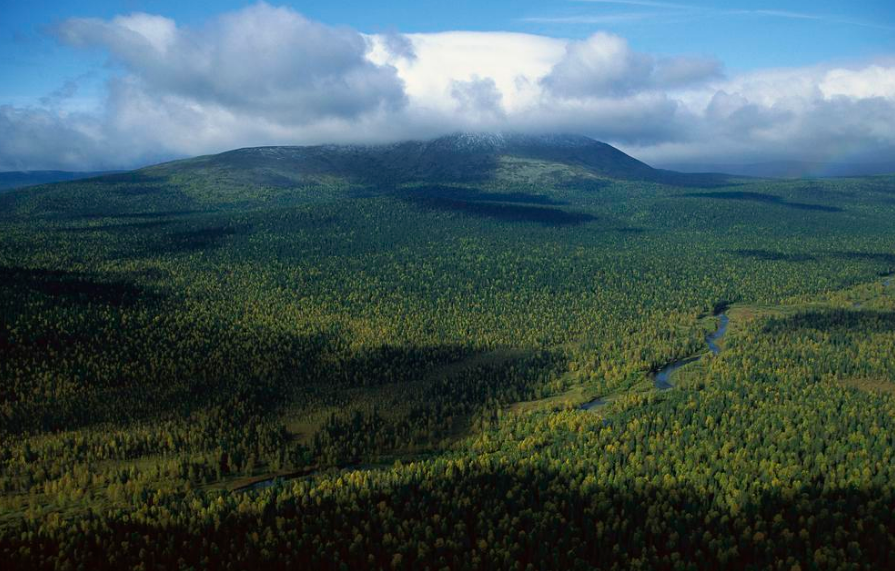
[0,326,335,435]
[77,210,203,220]
[101,222,252,260]
[555,176,611,192]
[7,471,892,570]
[403,185,566,205]
[253,171,302,188]
[680,191,843,212]
[73,172,177,196]
[763,309,895,335]
[731,249,817,262]
[405,196,596,226]
[831,251,895,265]
[111,185,171,196]
[732,249,895,267]
[163,225,249,253]
[209,143,504,186]
[0,317,472,439]
[88,172,167,185]
[336,344,474,388]
[61,220,178,233]
[0,266,151,307]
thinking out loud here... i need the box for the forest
[1,138,894,569]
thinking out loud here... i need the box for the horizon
[4,130,894,179]
[1,1,894,172]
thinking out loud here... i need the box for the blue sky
[1,1,894,170]
[3,1,893,108]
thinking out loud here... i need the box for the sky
[1,0,894,170]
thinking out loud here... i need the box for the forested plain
[1,136,894,570]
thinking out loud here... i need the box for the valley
[1,135,894,570]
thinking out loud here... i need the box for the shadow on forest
[89,172,168,185]
[556,176,611,192]
[335,343,472,388]
[831,251,895,265]
[110,185,170,196]
[679,191,843,212]
[10,469,891,571]
[405,196,597,226]
[0,266,151,308]
[61,220,178,233]
[252,170,303,188]
[1,318,472,436]
[208,143,504,186]
[763,309,895,335]
[731,249,817,263]
[77,210,204,220]
[162,225,250,253]
[732,249,895,267]
[99,223,251,260]
[403,185,567,206]
[70,172,177,197]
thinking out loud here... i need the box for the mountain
[145,132,727,189]
[1,133,736,219]
[0,170,121,192]
[658,160,895,178]
[153,133,652,181]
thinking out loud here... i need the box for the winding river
[580,397,605,411]
[655,312,728,390]
[642,272,891,399]
[581,311,729,410]
[241,277,889,491]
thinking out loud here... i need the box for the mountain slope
[0,170,120,192]
[146,133,694,187]
[1,133,735,218]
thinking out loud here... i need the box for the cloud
[39,79,80,108]
[0,106,107,171]
[377,31,416,61]
[1,2,894,171]
[820,65,895,99]
[56,2,406,124]
[450,76,505,119]
[630,67,895,165]
[371,31,566,113]
[542,32,720,97]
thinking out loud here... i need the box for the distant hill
[1,135,731,205]
[147,133,727,188]
[0,133,738,219]
[0,170,120,192]
[658,160,895,179]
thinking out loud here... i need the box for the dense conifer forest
[1,136,894,569]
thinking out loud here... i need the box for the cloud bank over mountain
[2,2,894,171]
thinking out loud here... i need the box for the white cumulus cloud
[56,3,407,125]
[1,2,894,172]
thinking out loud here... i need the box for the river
[581,311,729,410]
[653,272,891,394]
[655,312,728,390]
